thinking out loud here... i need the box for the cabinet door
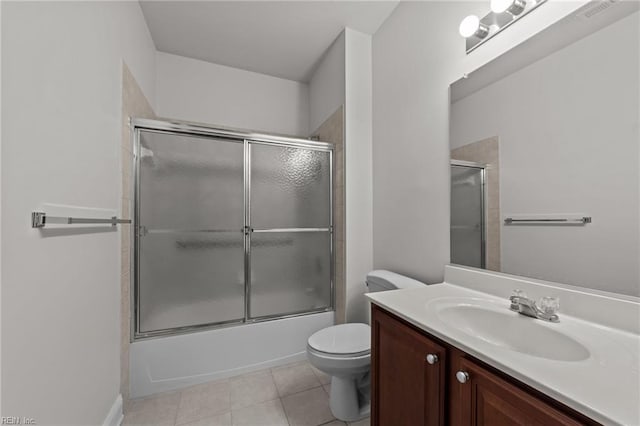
[453,357,584,426]
[371,306,446,426]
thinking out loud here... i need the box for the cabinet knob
[425,354,439,364]
[456,371,470,384]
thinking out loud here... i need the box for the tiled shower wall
[121,63,156,405]
[451,136,501,272]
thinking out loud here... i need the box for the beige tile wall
[451,136,501,272]
[312,106,346,324]
[121,63,156,406]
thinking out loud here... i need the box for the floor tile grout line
[280,383,325,400]
[277,397,292,426]
[172,391,183,426]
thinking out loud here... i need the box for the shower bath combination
[130,118,335,340]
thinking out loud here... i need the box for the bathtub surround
[313,106,346,324]
[1,2,156,424]
[121,64,157,406]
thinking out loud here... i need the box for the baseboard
[103,394,123,426]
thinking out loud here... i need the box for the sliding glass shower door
[450,163,485,269]
[249,144,332,319]
[137,130,246,333]
[133,121,333,339]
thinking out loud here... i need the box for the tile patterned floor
[123,360,370,426]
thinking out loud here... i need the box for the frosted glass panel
[139,131,244,230]
[450,166,484,268]
[139,231,244,332]
[251,144,330,229]
[250,232,331,318]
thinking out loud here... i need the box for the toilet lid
[308,323,371,355]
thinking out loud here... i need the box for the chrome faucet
[509,290,559,322]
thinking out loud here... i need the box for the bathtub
[130,311,334,397]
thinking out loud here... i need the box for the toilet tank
[365,270,426,293]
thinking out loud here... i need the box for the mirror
[449,2,639,297]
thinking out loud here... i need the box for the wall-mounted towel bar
[31,211,131,228]
[504,216,592,225]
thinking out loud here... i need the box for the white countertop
[366,282,640,425]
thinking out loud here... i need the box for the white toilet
[306,270,426,422]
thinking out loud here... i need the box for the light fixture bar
[462,0,547,54]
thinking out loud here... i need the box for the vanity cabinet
[371,305,598,426]
[371,305,446,425]
[452,356,583,426]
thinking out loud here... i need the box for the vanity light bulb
[459,15,481,38]
[491,0,526,15]
[491,0,513,14]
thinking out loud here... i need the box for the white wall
[1,2,156,424]
[156,52,309,137]
[372,0,590,284]
[344,29,373,323]
[307,29,374,323]
[309,32,346,134]
[450,13,639,296]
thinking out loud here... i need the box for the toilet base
[328,373,371,422]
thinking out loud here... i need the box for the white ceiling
[140,1,399,82]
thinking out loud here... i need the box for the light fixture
[459,0,546,53]
[458,15,490,39]
[490,0,526,15]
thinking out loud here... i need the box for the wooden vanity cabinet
[371,305,446,426]
[452,356,584,426]
[371,305,598,426]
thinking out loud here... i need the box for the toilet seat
[307,323,370,356]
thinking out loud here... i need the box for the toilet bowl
[307,270,426,422]
[307,323,371,422]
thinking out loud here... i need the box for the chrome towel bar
[504,216,592,225]
[31,211,131,228]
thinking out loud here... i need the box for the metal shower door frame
[130,118,335,341]
[450,160,487,269]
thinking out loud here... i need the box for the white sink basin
[432,298,590,362]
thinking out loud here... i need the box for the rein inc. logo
[1,417,36,425]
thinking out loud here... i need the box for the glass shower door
[249,143,332,319]
[450,164,485,268]
[136,130,245,334]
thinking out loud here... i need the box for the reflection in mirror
[449,3,639,297]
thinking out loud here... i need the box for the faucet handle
[510,289,527,302]
[539,296,560,315]
[512,289,527,298]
